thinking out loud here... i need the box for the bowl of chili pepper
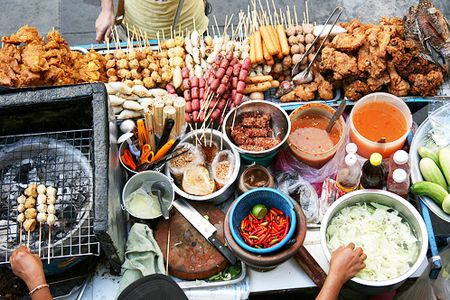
[228,188,297,254]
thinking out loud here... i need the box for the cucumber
[410,181,448,206]
[439,147,450,187]
[419,157,447,189]
[418,146,440,167]
[443,195,450,214]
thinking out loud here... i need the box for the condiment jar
[238,165,275,194]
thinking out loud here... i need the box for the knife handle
[208,236,237,265]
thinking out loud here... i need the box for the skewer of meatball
[23,184,38,249]
[46,186,57,264]
[36,184,47,257]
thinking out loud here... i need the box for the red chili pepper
[272,207,283,215]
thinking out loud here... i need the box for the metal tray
[410,103,450,223]
[264,87,342,111]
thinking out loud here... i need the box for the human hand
[10,246,47,291]
[95,8,115,42]
[328,243,366,285]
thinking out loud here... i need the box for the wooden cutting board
[154,202,228,280]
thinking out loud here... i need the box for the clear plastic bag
[398,246,450,300]
[276,173,320,223]
[212,150,235,189]
[167,143,205,183]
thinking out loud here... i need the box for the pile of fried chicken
[0,26,106,87]
[318,18,445,100]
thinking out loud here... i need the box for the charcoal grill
[0,84,126,275]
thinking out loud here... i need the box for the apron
[117,0,209,39]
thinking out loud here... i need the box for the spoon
[326,98,346,133]
[151,181,170,219]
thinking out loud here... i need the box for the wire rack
[0,129,100,264]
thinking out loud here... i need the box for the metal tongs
[291,6,344,83]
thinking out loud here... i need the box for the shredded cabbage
[326,202,420,281]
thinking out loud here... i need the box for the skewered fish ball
[47,214,57,226]
[118,69,131,79]
[139,59,150,69]
[18,204,25,213]
[129,59,140,69]
[37,184,47,194]
[133,79,143,86]
[204,36,213,46]
[114,49,126,59]
[17,213,25,223]
[24,184,37,197]
[288,36,298,46]
[17,195,26,204]
[170,56,184,68]
[141,68,151,78]
[286,26,297,37]
[143,77,155,89]
[297,34,305,43]
[295,25,303,35]
[124,79,134,87]
[46,186,56,197]
[37,212,47,223]
[37,203,47,213]
[165,39,176,48]
[104,53,114,60]
[109,76,119,83]
[116,59,129,70]
[37,194,47,204]
[174,36,185,47]
[127,51,137,60]
[46,195,56,205]
[105,59,116,69]
[130,69,141,80]
[302,23,314,34]
[23,219,36,232]
[25,208,37,219]
[24,197,36,209]
[305,33,315,44]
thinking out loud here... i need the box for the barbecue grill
[0,83,126,275]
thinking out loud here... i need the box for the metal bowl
[165,129,240,203]
[410,104,450,223]
[122,171,174,219]
[222,101,291,158]
[320,190,428,295]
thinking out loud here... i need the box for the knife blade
[172,199,237,265]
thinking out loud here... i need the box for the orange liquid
[291,113,340,154]
[353,102,407,142]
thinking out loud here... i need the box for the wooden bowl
[224,197,307,271]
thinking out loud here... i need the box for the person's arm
[10,246,53,300]
[316,243,366,300]
[95,0,115,42]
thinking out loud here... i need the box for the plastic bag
[276,173,320,223]
[167,142,205,182]
[398,246,450,300]
[212,150,235,189]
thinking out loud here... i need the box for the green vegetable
[252,204,268,219]
[438,147,450,187]
[443,195,450,214]
[411,181,449,206]
[208,264,241,281]
[418,146,440,167]
[419,157,447,189]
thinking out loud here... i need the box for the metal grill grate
[0,129,100,264]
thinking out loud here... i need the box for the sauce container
[349,93,412,158]
[238,165,275,194]
[288,103,346,168]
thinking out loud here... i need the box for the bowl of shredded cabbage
[320,190,428,294]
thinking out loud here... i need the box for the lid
[117,274,188,300]
[393,168,407,183]
[369,153,383,166]
[346,143,358,154]
[345,154,357,167]
[393,150,409,165]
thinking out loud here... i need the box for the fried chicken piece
[294,82,318,101]
[340,19,364,34]
[320,47,358,80]
[408,70,444,96]
[280,90,297,102]
[386,38,417,71]
[313,67,334,100]
[331,33,366,52]
[18,66,41,86]
[367,72,390,92]
[386,61,410,96]
[379,17,405,38]
[344,80,369,101]
[21,42,49,72]
[2,26,42,44]
[357,42,386,78]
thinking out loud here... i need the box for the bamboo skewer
[19,223,22,247]
[27,230,30,249]
[38,223,42,257]
[165,220,171,275]
[48,226,51,264]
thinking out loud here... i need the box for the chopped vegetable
[326,203,420,281]
[208,264,242,281]
[240,207,289,248]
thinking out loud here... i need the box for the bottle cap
[345,154,357,167]
[393,168,407,183]
[369,153,383,166]
[346,143,358,154]
[393,150,409,165]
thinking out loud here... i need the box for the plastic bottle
[336,153,361,193]
[360,153,387,190]
[387,169,410,199]
[346,143,358,155]
[389,150,409,174]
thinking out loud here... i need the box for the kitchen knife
[172,199,237,265]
